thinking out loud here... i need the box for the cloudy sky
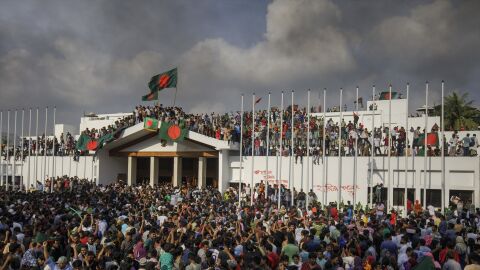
[1,0,479,129]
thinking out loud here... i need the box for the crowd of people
[1,178,480,270]
[1,104,479,162]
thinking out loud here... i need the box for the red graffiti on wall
[255,170,287,185]
[314,184,360,196]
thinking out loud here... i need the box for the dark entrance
[206,158,218,188]
[182,158,198,186]
[158,157,173,184]
[136,157,150,184]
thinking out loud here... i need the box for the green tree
[433,92,480,130]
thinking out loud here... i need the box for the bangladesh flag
[144,117,159,131]
[76,128,125,152]
[76,134,98,151]
[159,122,187,142]
[148,68,177,92]
[142,91,158,101]
[379,91,400,100]
[418,132,439,146]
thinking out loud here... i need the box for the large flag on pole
[379,91,399,100]
[148,68,177,92]
[142,91,158,101]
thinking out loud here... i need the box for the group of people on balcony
[1,104,478,161]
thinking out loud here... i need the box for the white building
[1,96,479,212]
[79,112,132,133]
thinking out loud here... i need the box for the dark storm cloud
[0,0,479,128]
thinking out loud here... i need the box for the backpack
[470,137,475,147]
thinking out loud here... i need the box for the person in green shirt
[159,243,174,270]
[281,234,299,265]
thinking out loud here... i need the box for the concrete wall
[96,150,127,186]
[229,155,480,208]
[0,155,97,189]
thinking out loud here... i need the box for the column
[198,157,207,189]
[173,156,182,187]
[127,156,137,186]
[218,150,230,192]
[150,157,159,187]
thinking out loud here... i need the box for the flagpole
[43,107,48,189]
[404,84,409,216]
[388,84,392,210]
[322,89,327,206]
[370,85,375,207]
[239,94,244,206]
[338,88,342,204]
[6,110,10,189]
[251,93,255,205]
[441,81,445,214]
[28,108,32,191]
[13,110,17,190]
[51,106,56,192]
[424,82,428,208]
[0,111,3,187]
[20,109,25,190]
[266,92,271,187]
[278,91,284,209]
[354,86,359,207]
[290,90,295,207]
[306,90,311,209]
[35,108,39,185]
[173,67,178,107]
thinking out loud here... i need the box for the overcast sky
[1,0,479,129]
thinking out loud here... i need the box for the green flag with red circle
[148,68,177,92]
[159,122,187,142]
[144,117,159,131]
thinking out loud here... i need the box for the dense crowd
[2,179,480,270]
[1,104,479,162]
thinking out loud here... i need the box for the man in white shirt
[374,136,381,156]
[449,134,458,156]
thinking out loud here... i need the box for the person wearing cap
[54,256,72,270]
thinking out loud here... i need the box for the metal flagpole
[43,107,48,189]
[13,110,17,190]
[322,89,326,206]
[239,94,244,206]
[290,90,295,207]
[354,86,359,207]
[441,81,445,214]
[0,111,3,187]
[278,92,284,209]
[370,86,375,207]
[28,108,32,191]
[6,111,10,189]
[91,158,94,183]
[266,92,271,188]
[338,88,342,204]
[404,84,409,216]
[388,84,392,210]
[51,106,56,192]
[423,82,428,208]
[251,93,255,205]
[306,90,311,208]
[5,110,10,188]
[21,109,25,190]
[35,108,39,185]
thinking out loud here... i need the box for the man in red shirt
[301,253,321,270]
[265,243,279,269]
[439,241,460,264]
